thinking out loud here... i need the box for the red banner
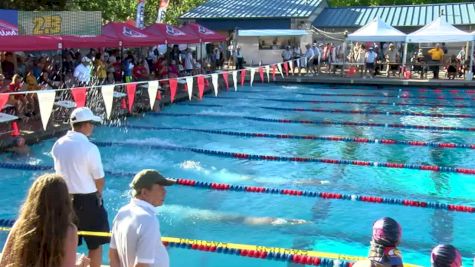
[0,93,9,111]
[197,76,205,100]
[126,83,137,112]
[71,87,87,108]
[169,78,177,103]
[259,67,264,83]
[283,62,289,76]
[272,65,276,80]
[222,72,229,91]
[240,69,246,86]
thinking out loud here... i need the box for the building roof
[181,0,324,19]
[313,2,475,28]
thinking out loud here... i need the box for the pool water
[1,83,475,266]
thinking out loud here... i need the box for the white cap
[70,107,102,124]
[81,56,91,63]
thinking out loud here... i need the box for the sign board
[18,11,102,35]
[0,9,19,36]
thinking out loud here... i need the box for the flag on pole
[136,0,146,29]
[156,0,169,23]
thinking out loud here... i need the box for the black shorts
[72,192,110,250]
[365,63,375,70]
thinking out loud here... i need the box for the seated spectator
[8,74,29,115]
[25,71,41,91]
[168,60,179,78]
[1,52,16,80]
[353,217,403,267]
[446,55,457,80]
[0,173,90,267]
[133,59,149,81]
[431,244,461,267]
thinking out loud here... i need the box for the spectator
[353,217,403,267]
[94,53,107,85]
[0,173,90,267]
[427,44,444,79]
[304,44,315,76]
[385,43,399,77]
[133,59,149,81]
[2,52,15,80]
[281,46,292,62]
[109,169,175,267]
[123,57,134,83]
[431,244,461,267]
[364,47,377,78]
[74,57,92,86]
[235,46,244,70]
[183,48,194,75]
[51,107,109,267]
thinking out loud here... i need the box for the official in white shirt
[51,107,109,267]
[74,57,92,86]
[109,169,175,267]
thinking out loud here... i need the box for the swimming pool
[1,83,475,266]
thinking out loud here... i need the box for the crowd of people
[0,107,467,267]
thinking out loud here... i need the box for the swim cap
[372,217,401,246]
[431,245,461,267]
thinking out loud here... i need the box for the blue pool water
[1,83,475,266]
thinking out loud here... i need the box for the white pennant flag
[232,71,238,91]
[265,65,270,82]
[250,68,256,86]
[211,73,219,96]
[147,81,159,110]
[37,90,56,130]
[277,63,284,78]
[102,85,115,119]
[186,76,194,100]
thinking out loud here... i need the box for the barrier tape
[152,113,475,132]
[212,96,473,109]
[174,178,475,213]
[1,143,474,175]
[0,224,421,267]
[176,103,475,119]
[122,125,475,150]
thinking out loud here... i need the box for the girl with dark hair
[353,217,404,267]
[431,244,461,267]
[0,173,89,267]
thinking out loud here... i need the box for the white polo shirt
[73,64,92,84]
[110,199,169,267]
[51,131,104,194]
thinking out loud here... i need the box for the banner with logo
[136,0,146,29]
[0,9,18,36]
[156,0,169,23]
[18,11,101,35]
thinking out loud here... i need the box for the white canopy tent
[406,17,473,43]
[347,18,406,42]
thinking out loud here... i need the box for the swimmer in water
[6,136,30,156]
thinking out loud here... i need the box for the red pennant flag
[126,83,137,112]
[204,78,209,89]
[272,65,276,80]
[283,62,289,76]
[169,78,177,103]
[259,67,264,83]
[0,93,9,111]
[10,121,20,137]
[240,69,246,86]
[121,98,127,109]
[197,76,205,100]
[156,90,162,100]
[222,72,229,91]
[71,87,87,108]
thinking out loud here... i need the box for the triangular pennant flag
[101,85,114,119]
[197,75,205,100]
[283,62,289,76]
[250,68,256,87]
[259,67,264,83]
[71,87,87,108]
[211,73,219,96]
[126,83,137,113]
[222,72,229,91]
[277,63,284,78]
[232,71,238,91]
[240,69,246,86]
[10,121,20,137]
[169,78,177,103]
[148,81,159,110]
[289,60,294,75]
[0,93,9,111]
[186,76,193,100]
[265,65,270,82]
[272,65,276,80]
[37,90,56,130]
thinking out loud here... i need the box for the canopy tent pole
[402,42,408,67]
[469,40,474,78]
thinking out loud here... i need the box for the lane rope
[121,125,475,150]
[151,113,475,132]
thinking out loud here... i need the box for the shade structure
[406,17,473,43]
[61,35,119,49]
[237,29,309,37]
[180,23,226,43]
[347,18,406,42]
[145,23,200,44]
[0,35,61,51]
[102,22,166,48]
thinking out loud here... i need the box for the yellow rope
[0,227,421,267]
